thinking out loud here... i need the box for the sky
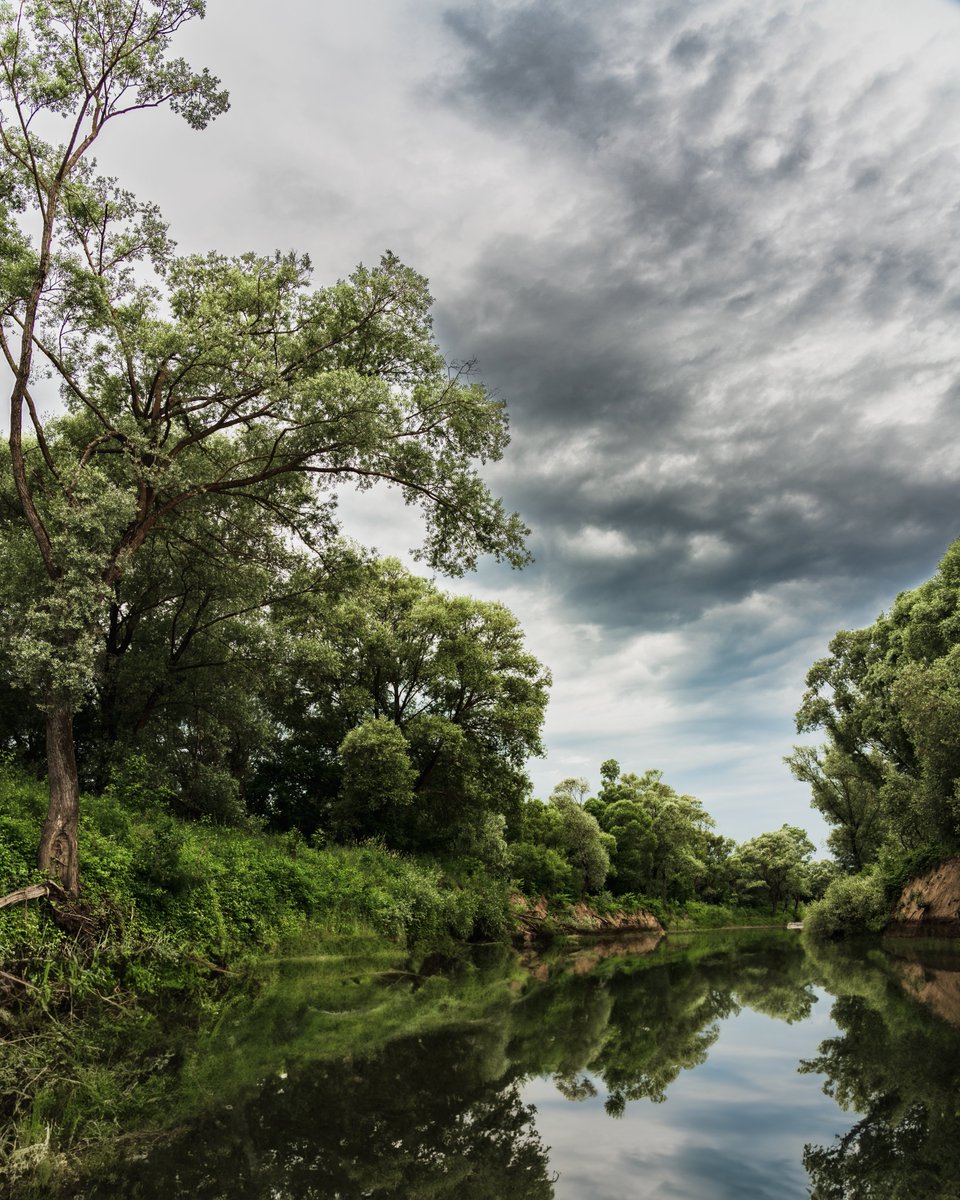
[86,0,960,843]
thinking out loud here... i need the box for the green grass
[0,762,511,1005]
[0,761,517,1196]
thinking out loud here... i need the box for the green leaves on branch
[0,1,228,133]
[794,538,960,863]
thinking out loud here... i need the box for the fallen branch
[183,953,236,977]
[0,881,65,910]
[0,968,35,990]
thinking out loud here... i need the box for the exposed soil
[510,893,664,946]
[886,857,960,938]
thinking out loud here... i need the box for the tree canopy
[0,0,529,892]
[794,538,960,868]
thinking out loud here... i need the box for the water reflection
[82,1021,554,1199]
[66,933,960,1200]
[801,940,960,1200]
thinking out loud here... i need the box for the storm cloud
[92,0,960,835]
[436,0,960,631]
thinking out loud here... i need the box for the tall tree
[796,539,960,860]
[586,767,713,902]
[784,745,887,873]
[732,824,814,913]
[0,1,528,894]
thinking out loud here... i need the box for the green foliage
[796,539,960,863]
[513,791,609,898]
[507,840,573,898]
[803,872,888,940]
[256,556,550,854]
[0,763,511,998]
[873,841,952,903]
[664,901,791,930]
[801,940,960,1198]
[731,824,815,913]
[336,717,417,845]
[584,766,715,902]
[785,745,888,873]
[1,0,530,892]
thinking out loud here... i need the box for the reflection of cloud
[525,1004,854,1198]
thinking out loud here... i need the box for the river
[54,929,960,1198]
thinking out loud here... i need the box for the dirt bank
[886,857,960,938]
[511,894,664,945]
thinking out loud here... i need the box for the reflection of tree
[733,957,817,1024]
[802,945,960,1200]
[66,934,838,1197]
[597,960,729,1112]
[511,935,816,1115]
[80,1024,554,1200]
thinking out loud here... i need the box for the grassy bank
[0,763,511,1004]
[659,900,801,930]
[0,762,519,1194]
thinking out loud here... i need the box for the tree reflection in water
[801,941,960,1200]
[85,1023,556,1200]
[67,933,960,1200]
[510,933,816,1114]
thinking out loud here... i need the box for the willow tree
[0,1,528,896]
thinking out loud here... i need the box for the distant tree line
[510,760,830,914]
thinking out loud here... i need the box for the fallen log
[0,881,64,910]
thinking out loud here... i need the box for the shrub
[874,842,953,902]
[804,872,888,940]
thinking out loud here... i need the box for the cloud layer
[90,0,960,838]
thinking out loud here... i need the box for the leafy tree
[584,792,655,898]
[732,824,815,914]
[802,872,887,939]
[337,717,417,847]
[549,776,590,805]
[506,838,573,898]
[785,746,887,873]
[698,832,738,905]
[804,857,839,902]
[512,790,610,897]
[0,3,528,893]
[548,791,610,894]
[586,766,713,902]
[254,557,549,857]
[795,539,960,879]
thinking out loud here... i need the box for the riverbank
[0,763,513,1004]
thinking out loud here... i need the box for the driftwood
[0,881,65,910]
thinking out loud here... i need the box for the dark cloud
[436,0,960,666]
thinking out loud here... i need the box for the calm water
[70,931,960,1199]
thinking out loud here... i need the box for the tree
[732,824,815,914]
[785,746,886,873]
[796,539,960,862]
[586,766,713,902]
[0,3,529,894]
[254,557,549,857]
[0,470,322,812]
[513,790,610,897]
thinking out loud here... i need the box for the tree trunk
[37,703,80,898]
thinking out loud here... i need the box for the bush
[804,872,888,940]
[0,762,513,999]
